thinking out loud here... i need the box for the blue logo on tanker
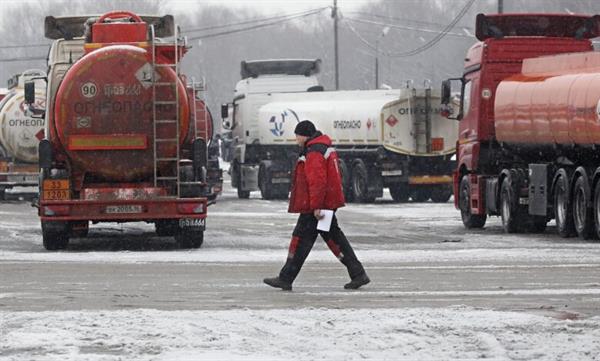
[269,108,300,137]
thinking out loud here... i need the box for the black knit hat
[294,120,317,136]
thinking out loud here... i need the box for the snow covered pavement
[2,185,600,360]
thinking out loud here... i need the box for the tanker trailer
[187,79,223,201]
[0,70,46,200]
[27,11,208,250]
[441,13,600,238]
[258,87,457,202]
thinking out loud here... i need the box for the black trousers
[279,213,366,283]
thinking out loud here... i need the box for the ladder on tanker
[413,83,432,154]
[150,23,182,197]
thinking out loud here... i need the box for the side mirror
[441,80,451,105]
[440,77,464,121]
[24,81,35,104]
[221,103,229,119]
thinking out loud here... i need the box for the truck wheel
[573,176,595,239]
[259,165,275,200]
[42,221,70,250]
[554,173,575,237]
[411,188,431,202]
[500,176,520,233]
[389,184,409,202]
[155,220,178,237]
[459,176,486,229]
[175,228,204,249]
[430,187,452,203]
[236,166,250,199]
[593,181,600,239]
[352,160,374,203]
[338,159,353,202]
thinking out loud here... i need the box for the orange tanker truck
[27,11,209,250]
[442,13,600,239]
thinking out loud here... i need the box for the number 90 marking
[81,82,98,98]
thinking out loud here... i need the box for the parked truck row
[222,59,458,203]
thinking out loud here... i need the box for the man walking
[263,120,370,291]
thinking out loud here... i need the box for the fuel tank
[495,51,600,146]
[53,45,189,181]
[0,70,46,163]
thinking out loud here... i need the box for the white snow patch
[2,307,599,361]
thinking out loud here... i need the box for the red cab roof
[475,13,600,41]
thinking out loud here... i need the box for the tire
[430,187,452,203]
[236,166,250,199]
[155,220,178,237]
[500,176,520,233]
[411,188,431,202]
[175,228,204,249]
[554,173,575,237]
[42,221,70,250]
[593,181,600,239]
[389,184,409,202]
[459,175,486,229]
[573,176,595,239]
[351,160,375,203]
[259,165,275,200]
[233,162,250,199]
[338,159,354,202]
[0,188,5,201]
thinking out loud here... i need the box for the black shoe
[344,273,370,289]
[263,277,292,291]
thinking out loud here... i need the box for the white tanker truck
[0,70,47,200]
[222,59,458,202]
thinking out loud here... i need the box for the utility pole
[333,0,339,90]
[498,0,504,13]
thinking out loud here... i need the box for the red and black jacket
[288,132,346,213]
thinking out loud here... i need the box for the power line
[183,7,329,33]
[188,8,327,41]
[343,0,475,58]
[344,16,473,39]
[345,10,473,31]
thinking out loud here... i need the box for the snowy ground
[2,177,600,360]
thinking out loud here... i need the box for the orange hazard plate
[43,179,70,200]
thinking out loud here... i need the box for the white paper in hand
[317,209,334,232]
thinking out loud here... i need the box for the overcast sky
[171,0,371,14]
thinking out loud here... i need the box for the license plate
[271,178,290,184]
[105,205,143,214]
[179,218,205,228]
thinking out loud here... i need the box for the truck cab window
[462,80,472,119]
